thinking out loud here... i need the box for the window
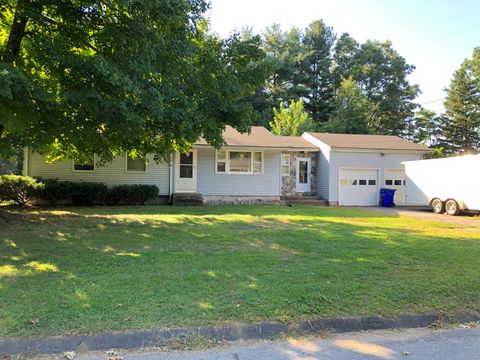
[179,152,194,178]
[73,157,94,171]
[351,179,358,185]
[253,152,262,173]
[229,151,251,172]
[281,154,290,176]
[394,180,402,186]
[385,180,393,186]
[216,150,226,173]
[359,179,367,185]
[368,180,376,185]
[215,149,263,174]
[126,156,146,172]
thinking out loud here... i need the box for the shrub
[0,175,44,206]
[107,184,159,205]
[70,182,108,205]
[35,178,72,205]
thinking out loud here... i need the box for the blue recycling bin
[380,188,396,207]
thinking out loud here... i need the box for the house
[23,126,430,206]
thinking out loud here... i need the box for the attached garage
[302,132,431,206]
[339,168,379,206]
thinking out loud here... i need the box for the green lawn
[1,205,479,337]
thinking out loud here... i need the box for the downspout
[23,146,29,176]
[168,153,173,202]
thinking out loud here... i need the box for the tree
[299,20,336,124]
[0,0,268,162]
[442,47,480,153]
[269,99,315,136]
[408,108,443,146]
[333,38,419,136]
[326,77,377,134]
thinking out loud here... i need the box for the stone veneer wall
[281,151,318,196]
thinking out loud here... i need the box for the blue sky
[207,0,480,113]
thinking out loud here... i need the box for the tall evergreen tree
[300,20,336,124]
[442,47,480,153]
[333,39,419,136]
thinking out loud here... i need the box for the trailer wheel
[445,199,460,216]
[431,198,444,214]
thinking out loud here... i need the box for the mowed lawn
[1,205,479,338]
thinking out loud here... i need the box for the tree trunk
[2,1,29,64]
[0,0,29,140]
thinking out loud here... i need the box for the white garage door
[339,168,379,206]
[384,168,406,205]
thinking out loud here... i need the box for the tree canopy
[269,99,315,136]
[0,0,268,162]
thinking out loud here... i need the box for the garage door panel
[339,169,379,206]
[384,169,405,205]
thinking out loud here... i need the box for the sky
[207,0,480,113]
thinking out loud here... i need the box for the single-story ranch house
[23,126,430,206]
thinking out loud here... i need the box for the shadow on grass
[0,205,479,337]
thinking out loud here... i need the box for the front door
[175,150,196,193]
[296,157,311,193]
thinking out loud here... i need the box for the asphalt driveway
[361,206,480,227]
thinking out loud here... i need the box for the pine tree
[442,47,480,153]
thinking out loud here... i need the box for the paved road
[69,325,480,360]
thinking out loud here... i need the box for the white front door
[339,168,379,206]
[296,157,311,193]
[175,150,197,193]
[384,168,406,205]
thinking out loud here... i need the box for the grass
[0,205,479,338]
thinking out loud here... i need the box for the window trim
[72,156,95,172]
[125,154,148,173]
[215,149,264,175]
[281,154,291,176]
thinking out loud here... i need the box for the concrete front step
[281,196,328,206]
[172,193,205,206]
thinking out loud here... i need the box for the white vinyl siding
[195,148,280,196]
[27,149,170,195]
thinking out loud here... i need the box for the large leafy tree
[0,0,268,162]
[326,77,377,134]
[333,37,419,136]
[442,47,480,153]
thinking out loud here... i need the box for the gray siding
[26,149,170,195]
[316,150,330,200]
[194,148,281,196]
[328,151,424,203]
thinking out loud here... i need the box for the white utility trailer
[403,154,480,215]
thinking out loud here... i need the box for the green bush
[34,179,72,205]
[34,180,158,206]
[0,175,44,206]
[70,182,108,205]
[107,184,159,205]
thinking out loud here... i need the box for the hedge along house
[302,132,430,206]
[23,126,319,204]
